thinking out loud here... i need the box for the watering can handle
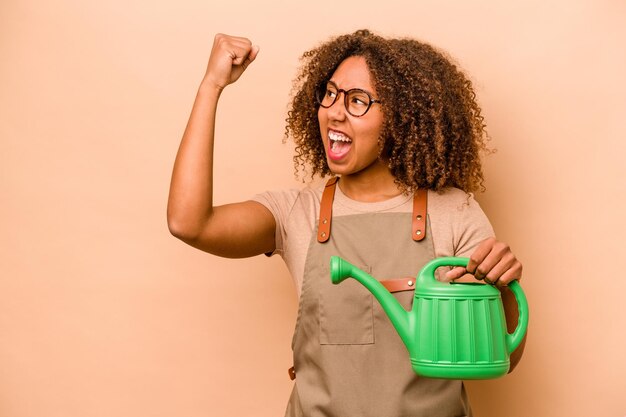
[418,257,529,354]
[505,280,529,354]
[417,256,470,283]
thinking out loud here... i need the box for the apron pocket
[319,277,374,345]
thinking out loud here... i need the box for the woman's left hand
[445,237,523,286]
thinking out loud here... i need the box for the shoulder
[427,187,494,256]
[428,187,476,212]
[252,188,300,212]
[428,187,491,223]
[251,182,324,223]
[250,184,322,258]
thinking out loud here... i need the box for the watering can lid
[415,280,501,298]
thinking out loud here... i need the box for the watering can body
[331,256,529,379]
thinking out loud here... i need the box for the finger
[249,44,260,62]
[483,252,516,283]
[240,45,260,70]
[494,261,523,287]
[472,240,510,281]
[445,266,467,281]
[220,34,254,44]
[228,45,254,65]
[213,34,255,64]
[226,38,254,51]
[466,237,495,276]
[214,33,253,49]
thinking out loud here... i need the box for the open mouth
[328,130,352,160]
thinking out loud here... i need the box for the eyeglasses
[315,81,381,117]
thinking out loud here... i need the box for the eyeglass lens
[318,83,372,117]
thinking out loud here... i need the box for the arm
[167,34,275,258]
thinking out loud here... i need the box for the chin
[326,160,348,175]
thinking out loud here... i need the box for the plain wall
[1,0,625,416]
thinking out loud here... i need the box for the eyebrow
[327,80,375,96]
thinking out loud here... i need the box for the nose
[326,91,347,121]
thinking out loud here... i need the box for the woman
[168,30,524,416]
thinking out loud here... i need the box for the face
[318,56,385,179]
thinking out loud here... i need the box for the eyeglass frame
[315,80,382,117]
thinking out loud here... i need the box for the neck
[337,164,402,202]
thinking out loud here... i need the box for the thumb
[445,266,467,281]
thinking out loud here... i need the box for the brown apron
[285,178,472,417]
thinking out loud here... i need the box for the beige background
[1,0,625,416]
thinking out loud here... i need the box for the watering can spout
[330,256,412,345]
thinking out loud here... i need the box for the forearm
[167,81,222,239]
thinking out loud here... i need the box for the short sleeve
[429,188,495,260]
[453,194,495,257]
[251,189,300,256]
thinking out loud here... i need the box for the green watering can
[330,256,529,379]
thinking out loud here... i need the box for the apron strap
[317,177,338,242]
[412,188,428,241]
[380,277,417,293]
[318,177,428,243]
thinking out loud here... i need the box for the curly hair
[284,29,491,194]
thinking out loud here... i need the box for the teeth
[329,131,351,142]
